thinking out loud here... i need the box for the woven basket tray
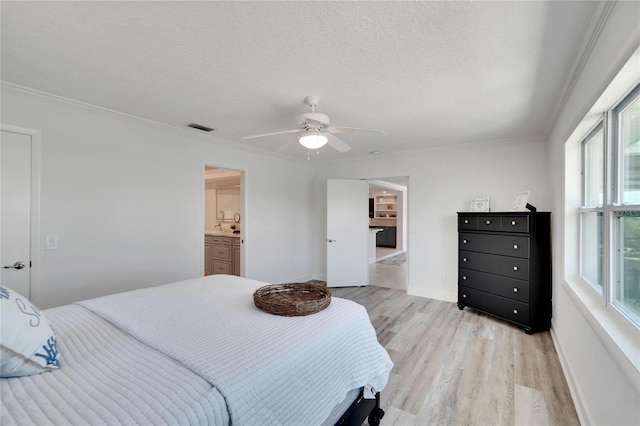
[253,283,331,316]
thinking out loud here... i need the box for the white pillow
[0,286,60,377]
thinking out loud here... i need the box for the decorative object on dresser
[456,211,551,334]
[510,190,531,211]
[470,197,491,212]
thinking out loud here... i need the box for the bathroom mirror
[216,186,240,220]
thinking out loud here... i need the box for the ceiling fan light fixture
[299,131,328,149]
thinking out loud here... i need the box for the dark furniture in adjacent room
[373,226,396,248]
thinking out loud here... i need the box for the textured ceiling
[1,1,596,161]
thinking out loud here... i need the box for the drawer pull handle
[513,309,518,315]
[485,220,491,225]
[511,220,517,226]
[462,276,467,280]
[464,219,469,224]
[463,239,468,244]
[462,294,467,298]
[513,266,519,271]
[463,257,468,262]
[513,287,519,293]
[513,244,519,249]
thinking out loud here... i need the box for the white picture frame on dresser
[511,191,531,211]
[470,197,491,212]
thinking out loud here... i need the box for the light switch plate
[45,234,58,250]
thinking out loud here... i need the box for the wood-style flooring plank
[331,285,580,426]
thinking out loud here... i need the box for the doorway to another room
[204,166,243,277]
[368,177,408,291]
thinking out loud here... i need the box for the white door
[327,179,369,287]
[1,131,32,298]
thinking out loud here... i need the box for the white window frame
[579,83,640,329]
[609,84,640,326]
[579,121,605,293]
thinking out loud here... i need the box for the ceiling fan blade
[326,133,351,152]
[276,136,297,153]
[242,129,300,140]
[326,126,386,136]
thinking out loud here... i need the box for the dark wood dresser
[457,211,551,334]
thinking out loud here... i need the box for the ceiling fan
[242,96,385,152]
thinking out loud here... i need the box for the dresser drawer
[459,268,529,303]
[459,215,478,230]
[212,245,232,260]
[460,232,530,258]
[459,214,530,233]
[459,250,529,280]
[477,215,502,231]
[501,215,529,233]
[459,286,530,326]
[212,260,232,275]
[205,235,214,244]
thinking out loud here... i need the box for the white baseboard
[407,286,456,303]
[550,319,592,426]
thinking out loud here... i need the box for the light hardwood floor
[331,285,580,426]
[370,249,407,290]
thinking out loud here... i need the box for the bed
[1,275,393,425]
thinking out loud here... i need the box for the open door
[327,179,368,287]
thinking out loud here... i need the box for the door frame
[1,124,41,301]
[201,161,246,277]
[367,176,409,291]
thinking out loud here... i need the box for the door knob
[3,261,26,270]
[327,239,337,243]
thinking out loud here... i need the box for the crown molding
[320,133,547,165]
[0,81,310,165]
[544,1,617,138]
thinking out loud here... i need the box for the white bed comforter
[1,304,229,426]
[77,275,393,425]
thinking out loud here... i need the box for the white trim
[407,286,456,303]
[1,81,308,165]
[0,124,41,304]
[562,277,640,391]
[550,321,592,426]
[323,134,546,165]
[545,1,616,137]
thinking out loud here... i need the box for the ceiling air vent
[187,123,215,132]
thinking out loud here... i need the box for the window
[580,124,604,290]
[580,83,640,327]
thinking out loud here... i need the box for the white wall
[547,1,640,424]
[313,136,551,301]
[2,86,316,308]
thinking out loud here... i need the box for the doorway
[203,166,243,277]
[368,177,408,291]
[0,126,41,301]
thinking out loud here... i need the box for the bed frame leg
[335,389,385,426]
[367,392,385,426]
